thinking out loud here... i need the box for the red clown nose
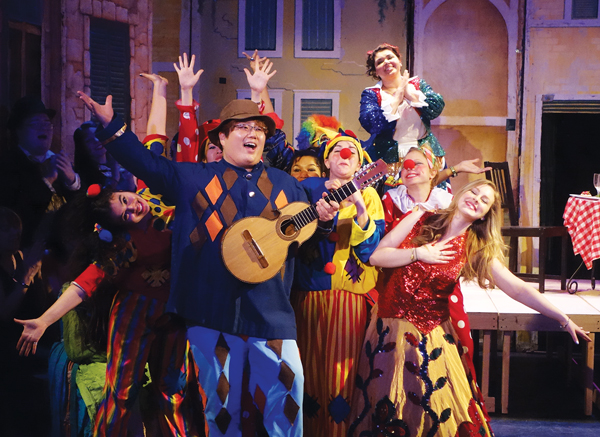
[339,148,353,159]
[403,159,416,170]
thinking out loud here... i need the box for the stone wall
[60,0,152,154]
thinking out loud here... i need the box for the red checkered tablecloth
[563,196,600,269]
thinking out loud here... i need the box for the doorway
[540,110,600,277]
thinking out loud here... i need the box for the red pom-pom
[87,184,102,197]
[403,159,416,170]
[328,232,340,242]
[323,262,336,275]
[340,148,352,159]
[344,129,357,139]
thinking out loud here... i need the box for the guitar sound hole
[280,219,297,237]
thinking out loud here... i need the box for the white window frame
[564,0,600,25]
[294,0,341,58]
[293,90,340,146]
[236,88,284,118]
[238,0,284,58]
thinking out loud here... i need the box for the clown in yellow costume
[292,132,384,437]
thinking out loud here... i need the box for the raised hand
[173,53,203,92]
[242,49,268,73]
[77,92,114,128]
[244,58,276,95]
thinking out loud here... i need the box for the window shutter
[572,0,599,19]
[300,99,332,124]
[245,0,277,51]
[90,18,130,124]
[542,99,600,113]
[302,0,334,51]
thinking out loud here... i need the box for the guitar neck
[291,180,358,229]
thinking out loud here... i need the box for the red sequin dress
[349,215,493,437]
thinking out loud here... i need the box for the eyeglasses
[233,123,268,135]
[25,121,53,131]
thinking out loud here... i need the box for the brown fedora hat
[208,99,276,147]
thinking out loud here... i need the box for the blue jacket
[98,116,308,340]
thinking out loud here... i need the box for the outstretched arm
[173,53,203,163]
[491,259,591,344]
[140,73,169,136]
[15,283,87,356]
[78,91,182,200]
[434,158,492,185]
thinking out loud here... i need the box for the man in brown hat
[78,91,338,436]
[0,96,81,247]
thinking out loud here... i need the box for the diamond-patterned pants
[188,326,303,436]
[92,291,202,436]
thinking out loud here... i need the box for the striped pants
[291,289,368,437]
[188,326,303,437]
[93,291,204,436]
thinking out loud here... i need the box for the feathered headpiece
[296,115,342,151]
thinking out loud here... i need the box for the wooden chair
[484,161,568,292]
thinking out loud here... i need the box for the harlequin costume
[359,78,446,188]
[291,175,384,437]
[97,106,308,437]
[349,213,492,437]
[73,135,205,437]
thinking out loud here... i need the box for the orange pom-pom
[324,262,336,275]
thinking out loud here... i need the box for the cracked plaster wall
[152,0,407,143]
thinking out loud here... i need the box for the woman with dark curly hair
[16,73,208,435]
[360,43,446,188]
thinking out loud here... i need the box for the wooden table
[462,282,600,415]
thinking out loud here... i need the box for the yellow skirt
[348,311,492,437]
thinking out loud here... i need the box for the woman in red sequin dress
[349,179,590,437]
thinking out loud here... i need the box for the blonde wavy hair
[412,179,506,289]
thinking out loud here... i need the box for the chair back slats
[484,161,519,226]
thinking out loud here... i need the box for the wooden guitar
[221,159,387,283]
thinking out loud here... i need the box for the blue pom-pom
[98,229,113,243]
[149,141,165,155]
